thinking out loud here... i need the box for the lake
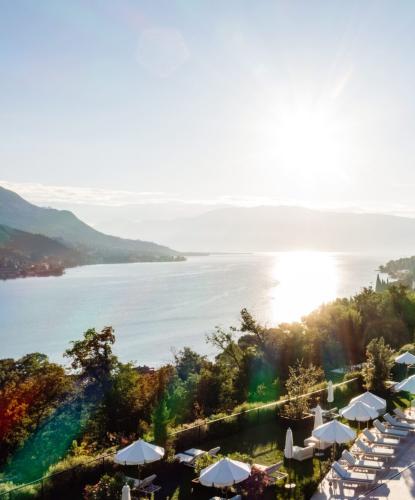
[0,252,392,366]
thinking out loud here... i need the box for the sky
[2,1,415,218]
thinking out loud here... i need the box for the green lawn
[7,383,411,500]
[132,417,330,500]
[133,388,412,500]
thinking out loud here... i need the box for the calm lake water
[0,252,392,366]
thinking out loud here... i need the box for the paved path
[312,418,415,499]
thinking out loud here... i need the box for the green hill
[0,224,82,263]
[0,224,85,278]
[0,186,182,263]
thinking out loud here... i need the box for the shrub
[242,467,272,498]
[44,453,114,500]
[362,338,394,394]
[83,473,128,500]
[0,481,39,499]
[282,362,324,419]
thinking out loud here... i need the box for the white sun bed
[394,408,415,423]
[341,450,384,471]
[363,429,400,447]
[374,419,408,437]
[331,461,376,488]
[175,446,220,467]
[384,413,415,430]
[354,439,394,459]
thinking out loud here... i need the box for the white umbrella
[114,439,165,466]
[284,428,293,459]
[327,381,334,404]
[350,391,386,413]
[121,484,131,500]
[394,374,415,393]
[312,420,356,444]
[284,428,295,489]
[313,405,325,457]
[314,405,324,429]
[339,401,377,429]
[114,439,164,479]
[396,352,415,377]
[199,457,251,488]
[313,420,356,461]
[395,351,415,365]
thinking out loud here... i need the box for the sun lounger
[374,419,408,438]
[175,446,220,467]
[340,450,384,472]
[210,496,241,500]
[207,446,221,457]
[331,462,376,488]
[253,461,287,482]
[363,429,400,447]
[354,439,394,459]
[292,445,314,461]
[304,436,331,450]
[384,413,415,430]
[394,408,415,423]
[126,474,161,494]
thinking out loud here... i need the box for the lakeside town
[0,254,66,280]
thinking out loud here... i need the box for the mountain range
[120,205,415,253]
[0,223,82,263]
[0,186,182,274]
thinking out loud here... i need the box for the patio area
[312,410,415,499]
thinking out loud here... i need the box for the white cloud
[2,180,415,219]
[0,180,169,207]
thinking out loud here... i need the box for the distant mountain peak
[0,185,182,263]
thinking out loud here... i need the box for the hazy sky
[2,1,415,215]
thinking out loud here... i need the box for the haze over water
[0,252,390,366]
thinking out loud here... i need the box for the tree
[240,308,266,348]
[64,327,117,385]
[206,327,243,369]
[362,337,394,394]
[283,361,324,419]
[152,399,170,446]
[173,347,206,380]
[0,353,71,466]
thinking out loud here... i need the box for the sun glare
[260,101,343,183]
[269,251,338,324]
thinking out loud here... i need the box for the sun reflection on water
[268,251,338,324]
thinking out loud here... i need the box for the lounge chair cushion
[394,408,415,422]
[174,453,196,464]
[384,413,415,429]
[208,446,221,456]
[363,429,399,446]
[355,439,394,457]
[126,474,156,489]
[304,436,331,449]
[292,445,314,461]
[342,450,383,469]
[332,462,375,482]
[374,419,408,437]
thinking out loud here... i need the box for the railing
[0,377,358,499]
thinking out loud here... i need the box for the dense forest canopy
[380,255,415,285]
[1,284,415,484]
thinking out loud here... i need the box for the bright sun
[276,107,339,178]
[259,101,343,182]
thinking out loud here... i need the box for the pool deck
[312,414,415,499]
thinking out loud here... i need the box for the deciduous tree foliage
[2,285,415,475]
